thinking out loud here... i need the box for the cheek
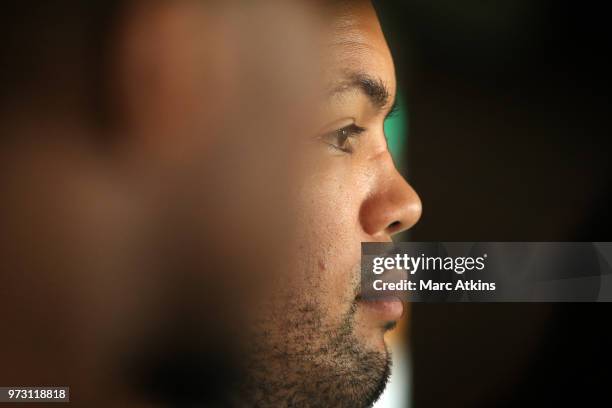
[294,162,370,311]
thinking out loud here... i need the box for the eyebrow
[329,72,395,113]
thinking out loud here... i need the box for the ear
[111,0,233,164]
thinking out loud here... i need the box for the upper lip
[356,297,405,325]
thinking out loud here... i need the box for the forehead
[325,2,396,95]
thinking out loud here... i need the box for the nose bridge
[359,154,422,239]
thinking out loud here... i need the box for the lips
[357,297,404,323]
[357,259,407,324]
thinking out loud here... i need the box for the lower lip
[358,298,404,322]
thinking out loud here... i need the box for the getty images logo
[372,253,488,275]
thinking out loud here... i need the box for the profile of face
[241,2,422,407]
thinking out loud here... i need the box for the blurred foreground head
[0,0,320,405]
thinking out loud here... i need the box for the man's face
[244,2,422,407]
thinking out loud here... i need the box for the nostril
[388,221,401,232]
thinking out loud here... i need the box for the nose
[359,157,422,239]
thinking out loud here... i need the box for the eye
[320,124,366,154]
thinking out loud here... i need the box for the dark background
[376,1,612,406]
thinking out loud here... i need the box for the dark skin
[237,2,421,407]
